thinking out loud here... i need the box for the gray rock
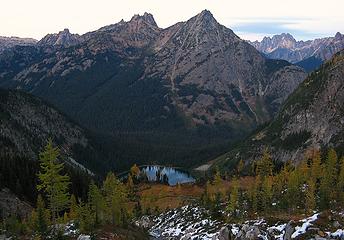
[181,233,192,240]
[333,221,341,228]
[77,235,91,240]
[244,226,261,240]
[218,226,230,240]
[283,221,294,240]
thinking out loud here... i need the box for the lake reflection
[141,166,195,186]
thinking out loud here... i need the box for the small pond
[140,165,195,186]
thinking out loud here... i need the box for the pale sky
[1,0,343,41]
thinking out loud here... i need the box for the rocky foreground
[136,204,344,239]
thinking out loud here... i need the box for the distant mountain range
[0,11,305,132]
[0,36,37,54]
[249,32,344,72]
[0,10,307,169]
[215,49,344,171]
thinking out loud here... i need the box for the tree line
[1,139,134,239]
[201,149,344,220]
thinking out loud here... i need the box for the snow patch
[291,213,319,238]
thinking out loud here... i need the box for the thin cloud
[228,18,339,41]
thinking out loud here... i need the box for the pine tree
[127,174,134,190]
[310,150,322,181]
[133,201,143,218]
[261,176,273,211]
[337,157,344,205]
[255,150,274,177]
[274,164,290,210]
[77,202,95,233]
[319,149,338,209]
[130,164,140,179]
[213,168,222,190]
[69,195,78,220]
[103,173,128,226]
[287,169,303,210]
[88,182,104,225]
[305,178,316,213]
[31,195,49,237]
[37,139,70,222]
[226,177,239,215]
[237,160,245,175]
[299,159,310,183]
[250,176,261,212]
[202,180,212,206]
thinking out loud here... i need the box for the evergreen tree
[31,194,50,237]
[237,160,245,175]
[127,174,134,191]
[130,164,140,179]
[337,157,344,205]
[299,159,310,183]
[213,168,222,190]
[202,180,212,206]
[226,177,239,215]
[133,201,143,218]
[261,176,273,211]
[249,176,261,212]
[88,182,104,225]
[319,149,338,209]
[310,150,322,181]
[103,173,128,226]
[69,194,78,220]
[305,178,317,213]
[255,150,274,177]
[287,169,302,210]
[37,139,70,222]
[77,202,95,233]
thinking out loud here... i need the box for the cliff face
[215,50,344,170]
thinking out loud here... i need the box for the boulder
[77,235,91,240]
[244,226,261,240]
[218,226,230,240]
[181,233,192,240]
[283,221,294,240]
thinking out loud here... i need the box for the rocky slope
[0,36,37,54]
[136,205,344,239]
[249,32,344,71]
[0,188,32,220]
[146,11,306,126]
[0,89,90,161]
[215,49,344,171]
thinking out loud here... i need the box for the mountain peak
[273,33,296,42]
[196,9,216,22]
[38,28,80,47]
[188,9,220,30]
[199,9,213,17]
[335,32,343,39]
[61,28,70,34]
[130,12,158,27]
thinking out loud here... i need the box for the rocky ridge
[214,49,344,170]
[0,36,37,54]
[249,32,344,64]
